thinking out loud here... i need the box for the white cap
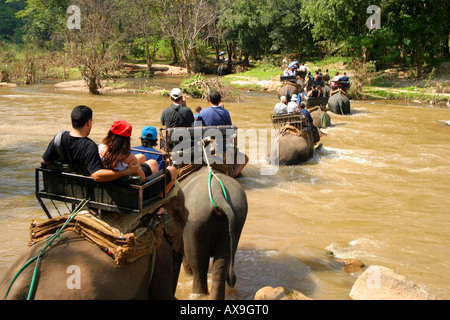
[280,96,287,102]
[170,88,183,100]
[291,94,298,101]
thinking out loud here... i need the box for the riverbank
[16,56,450,107]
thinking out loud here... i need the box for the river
[0,77,449,300]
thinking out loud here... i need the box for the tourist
[323,69,330,83]
[194,106,202,121]
[100,120,178,192]
[42,105,140,182]
[98,120,158,183]
[307,85,319,98]
[161,88,194,128]
[299,63,307,73]
[314,70,322,82]
[132,126,164,171]
[339,72,349,81]
[273,96,288,115]
[287,94,299,113]
[317,85,325,97]
[196,91,248,178]
[196,91,232,126]
[299,102,314,125]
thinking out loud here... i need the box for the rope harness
[321,113,330,127]
[201,138,228,208]
[4,199,89,300]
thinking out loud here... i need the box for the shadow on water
[225,247,355,300]
[349,108,371,115]
[227,248,316,299]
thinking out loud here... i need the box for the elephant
[308,106,331,128]
[328,89,351,115]
[0,189,187,300]
[179,167,247,300]
[268,128,314,165]
[277,82,302,102]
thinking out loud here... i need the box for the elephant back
[278,83,300,102]
[328,90,351,115]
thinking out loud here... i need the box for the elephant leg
[210,239,233,300]
[172,249,184,295]
[184,245,209,296]
[148,239,176,299]
[182,257,193,275]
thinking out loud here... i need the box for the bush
[180,74,206,98]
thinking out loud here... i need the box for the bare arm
[91,161,141,182]
[125,153,146,182]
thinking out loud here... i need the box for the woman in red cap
[99,120,158,182]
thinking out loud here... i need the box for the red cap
[110,120,132,137]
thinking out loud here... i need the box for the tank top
[98,144,128,171]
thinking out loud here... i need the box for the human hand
[125,160,141,176]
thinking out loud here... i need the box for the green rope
[208,170,228,209]
[201,139,228,209]
[321,114,330,128]
[4,199,89,300]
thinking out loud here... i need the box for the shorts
[141,163,153,177]
[142,163,173,185]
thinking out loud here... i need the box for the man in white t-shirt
[287,94,299,113]
[273,96,288,114]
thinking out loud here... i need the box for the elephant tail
[210,177,237,288]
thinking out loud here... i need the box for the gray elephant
[0,190,187,300]
[268,129,314,165]
[180,167,247,300]
[328,90,351,115]
[308,106,331,128]
[278,82,302,102]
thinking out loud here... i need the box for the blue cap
[141,126,157,140]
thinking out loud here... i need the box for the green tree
[65,0,124,94]
[301,0,450,75]
[13,0,70,47]
[0,0,25,42]
[218,0,315,64]
[123,0,162,74]
[380,0,450,77]
[218,0,271,65]
[154,0,218,74]
[301,0,371,54]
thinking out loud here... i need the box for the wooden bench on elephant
[35,162,168,232]
[306,96,329,108]
[330,80,351,91]
[160,125,238,180]
[271,112,311,133]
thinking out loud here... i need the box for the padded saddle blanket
[29,210,162,266]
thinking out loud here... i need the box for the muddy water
[0,78,449,300]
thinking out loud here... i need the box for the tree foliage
[1,0,449,81]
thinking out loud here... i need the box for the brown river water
[0,77,449,300]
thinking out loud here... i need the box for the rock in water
[254,286,313,300]
[349,265,436,300]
